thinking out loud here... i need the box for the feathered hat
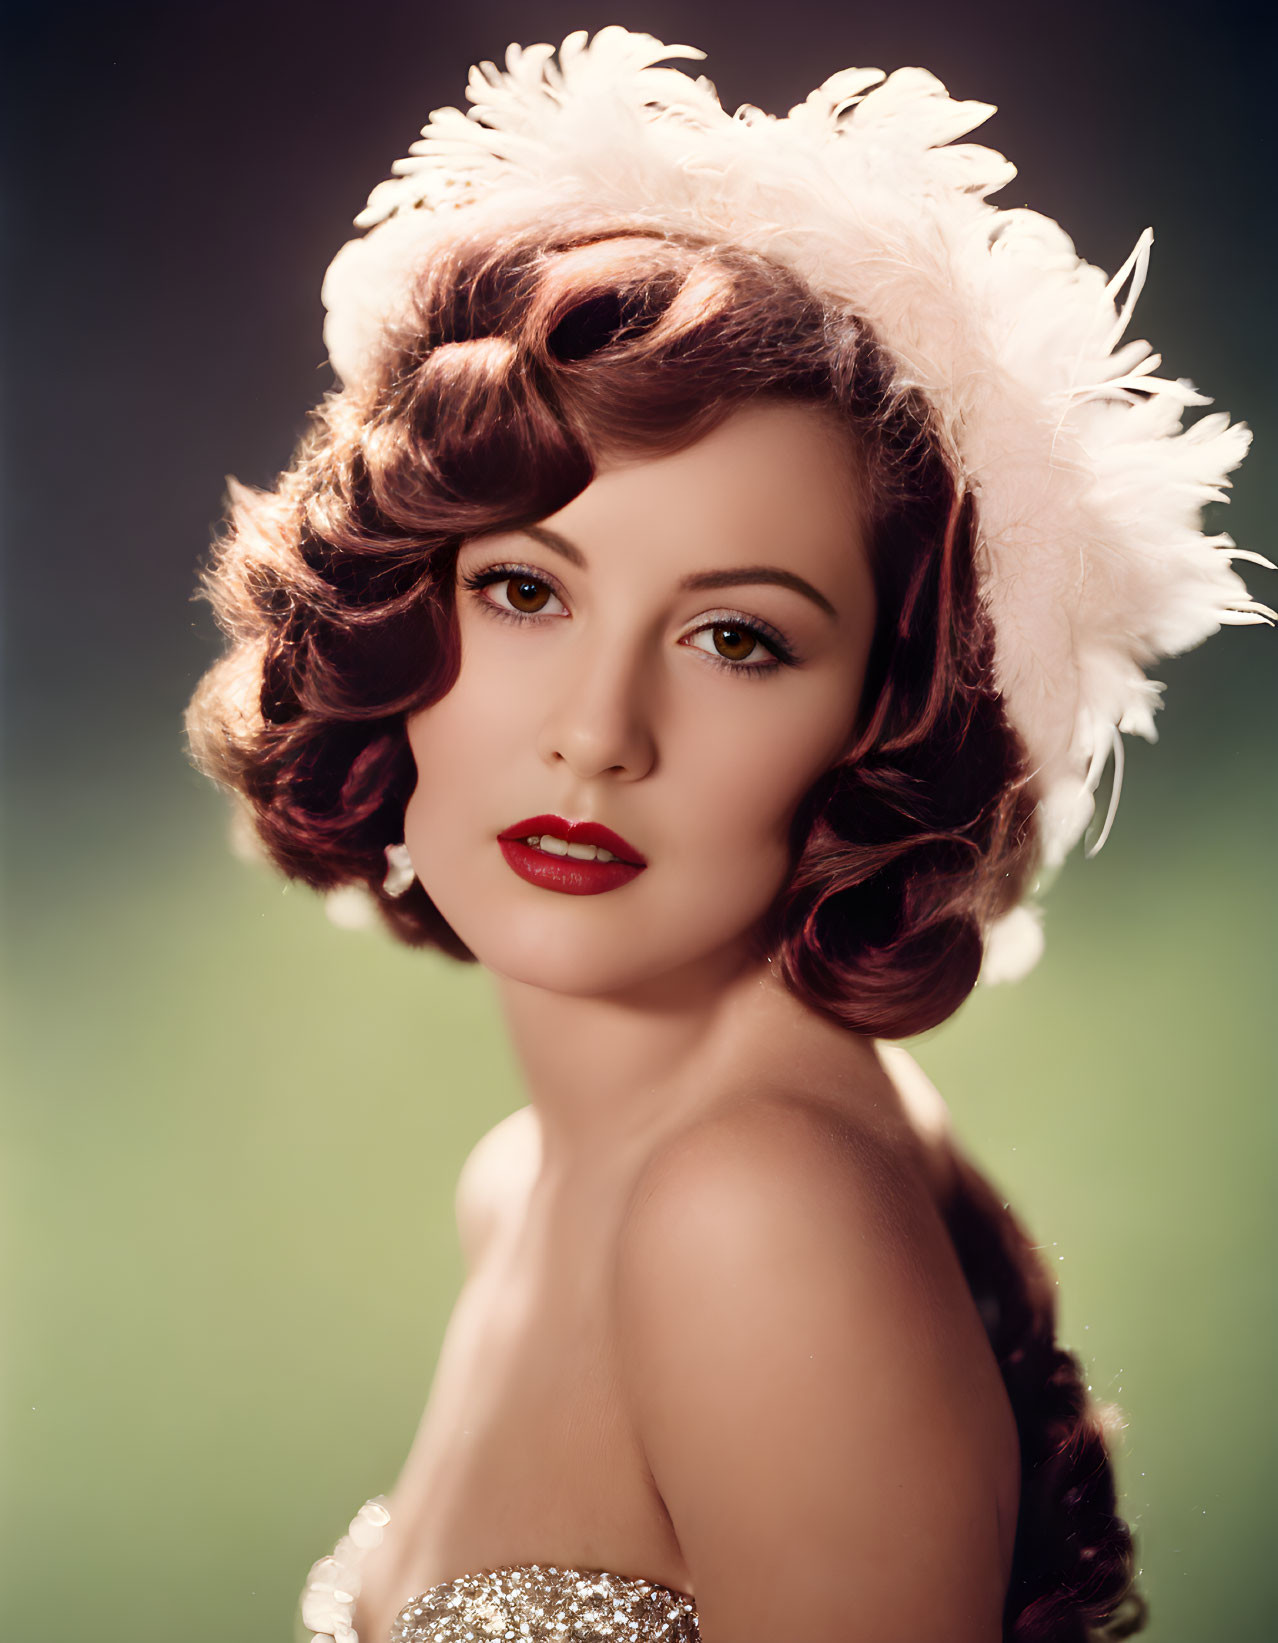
[320,27,1272,979]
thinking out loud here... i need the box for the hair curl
[187,219,1144,1637]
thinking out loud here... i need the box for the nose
[536,630,658,782]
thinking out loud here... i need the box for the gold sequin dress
[301,1498,699,1643]
[388,1565,698,1641]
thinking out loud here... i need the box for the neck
[492,941,782,1166]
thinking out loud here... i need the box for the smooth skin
[356,401,1019,1643]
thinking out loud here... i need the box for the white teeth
[523,834,619,863]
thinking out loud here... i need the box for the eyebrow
[515,525,838,619]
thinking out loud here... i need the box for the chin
[440,894,760,1000]
[462,912,685,997]
[491,946,668,998]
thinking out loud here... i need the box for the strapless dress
[301,1497,700,1643]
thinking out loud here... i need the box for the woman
[186,29,1267,1643]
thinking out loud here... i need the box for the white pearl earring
[383,842,416,898]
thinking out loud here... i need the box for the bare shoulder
[618,1094,951,1332]
[615,1096,1013,1642]
[454,1104,541,1268]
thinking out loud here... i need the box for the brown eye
[711,625,760,662]
[505,576,552,613]
[462,564,568,619]
[685,619,787,672]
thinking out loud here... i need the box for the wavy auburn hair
[190,219,1036,1022]
[188,220,1144,1637]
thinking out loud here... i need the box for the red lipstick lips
[497,814,646,896]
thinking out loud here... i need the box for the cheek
[678,685,855,857]
[650,705,843,954]
[402,690,487,842]
[406,616,541,785]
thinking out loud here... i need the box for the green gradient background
[3,2,1274,1640]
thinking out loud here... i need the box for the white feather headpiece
[321,26,1272,979]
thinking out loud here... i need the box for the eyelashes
[462,565,568,620]
[683,622,792,672]
[459,562,799,674]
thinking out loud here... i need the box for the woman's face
[403,398,877,998]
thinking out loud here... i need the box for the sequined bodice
[389,1565,698,1642]
[301,1499,699,1643]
